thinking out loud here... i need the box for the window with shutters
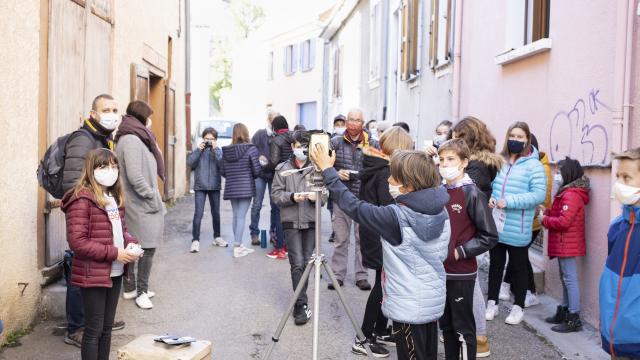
[497,0,551,65]
[283,44,298,76]
[400,0,421,81]
[429,0,453,69]
[268,51,274,80]
[300,39,316,72]
[369,0,382,83]
[332,46,342,98]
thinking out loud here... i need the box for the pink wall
[630,7,640,149]
[458,0,619,326]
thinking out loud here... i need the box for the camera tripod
[263,182,374,359]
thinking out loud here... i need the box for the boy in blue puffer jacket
[599,148,640,360]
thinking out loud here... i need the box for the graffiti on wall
[549,89,612,166]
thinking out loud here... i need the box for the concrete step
[38,279,66,320]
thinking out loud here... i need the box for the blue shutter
[292,43,299,73]
[283,46,289,74]
[309,39,316,70]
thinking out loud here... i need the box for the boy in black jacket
[437,139,498,360]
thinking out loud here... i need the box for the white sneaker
[122,290,137,300]
[239,244,254,254]
[135,292,153,309]
[146,291,155,298]
[485,300,499,321]
[499,282,511,301]
[190,240,200,253]
[233,246,249,258]
[524,291,540,308]
[213,237,229,247]
[505,305,524,325]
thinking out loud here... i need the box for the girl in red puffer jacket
[540,157,590,334]
[62,148,142,360]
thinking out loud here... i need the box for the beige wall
[0,0,45,342]
[112,0,187,196]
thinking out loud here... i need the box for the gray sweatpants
[331,205,368,282]
[473,275,487,336]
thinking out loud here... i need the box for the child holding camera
[437,139,498,360]
[187,127,227,253]
[271,131,327,325]
[311,145,450,360]
[61,149,142,360]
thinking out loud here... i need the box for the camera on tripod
[306,130,331,190]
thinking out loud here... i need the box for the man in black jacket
[62,94,122,347]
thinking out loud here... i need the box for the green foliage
[230,0,266,39]
[1,326,33,349]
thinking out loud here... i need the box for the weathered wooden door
[164,82,176,199]
[45,0,113,266]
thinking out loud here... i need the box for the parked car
[192,119,236,149]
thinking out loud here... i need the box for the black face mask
[507,140,525,154]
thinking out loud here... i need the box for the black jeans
[64,250,84,334]
[392,320,438,360]
[361,269,388,338]
[503,230,538,293]
[192,190,221,240]
[80,276,121,360]
[285,228,315,306]
[488,243,529,307]
[440,280,476,360]
[123,248,156,296]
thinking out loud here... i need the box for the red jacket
[61,189,138,288]
[542,177,590,258]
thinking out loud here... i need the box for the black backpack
[37,129,92,199]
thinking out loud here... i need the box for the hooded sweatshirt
[220,143,261,200]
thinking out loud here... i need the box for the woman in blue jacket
[187,127,226,253]
[486,122,546,325]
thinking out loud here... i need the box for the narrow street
[2,196,566,359]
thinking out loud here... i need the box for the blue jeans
[64,250,84,334]
[231,198,252,246]
[558,257,581,313]
[249,177,285,249]
[192,190,221,240]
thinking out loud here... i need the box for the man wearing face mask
[328,108,379,291]
[61,94,122,348]
[326,114,347,243]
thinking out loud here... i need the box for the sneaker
[234,246,249,258]
[266,248,280,259]
[505,305,524,325]
[293,304,312,326]
[476,336,491,358]
[283,245,288,255]
[524,291,540,308]
[374,330,395,347]
[328,232,335,243]
[275,249,288,260]
[327,279,344,290]
[123,289,137,300]
[239,244,255,254]
[190,240,200,253]
[135,292,153,309]
[112,320,125,331]
[64,330,83,348]
[351,337,390,358]
[213,237,229,247]
[499,282,511,301]
[251,234,260,246]
[485,300,499,321]
[356,279,372,291]
[146,290,155,298]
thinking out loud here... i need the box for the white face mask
[98,112,120,130]
[334,127,345,136]
[266,124,273,136]
[94,168,119,187]
[293,148,307,162]
[612,182,640,205]
[554,173,563,184]
[388,184,403,199]
[434,134,448,147]
[439,165,462,181]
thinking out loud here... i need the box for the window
[400,0,420,81]
[283,44,298,76]
[267,51,274,80]
[369,1,382,82]
[300,39,316,72]
[332,46,342,98]
[505,0,550,50]
[429,0,453,69]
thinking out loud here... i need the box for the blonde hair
[379,126,414,156]
[73,149,125,208]
[232,123,250,144]
[390,150,441,191]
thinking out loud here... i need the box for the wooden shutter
[164,82,176,199]
[409,0,420,75]
[532,0,550,41]
[84,4,112,110]
[130,63,150,101]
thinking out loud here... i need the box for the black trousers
[488,243,529,307]
[80,276,122,360]
[361,269,388,338]
[63,251,84,334]
[440,280,476,360]
[503,230,538,293]
[392,320,438,360]
[285,228,315,306]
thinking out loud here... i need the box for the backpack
[37,129,93,199]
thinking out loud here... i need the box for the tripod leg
[264,257,316,360]
[321,260,374,358]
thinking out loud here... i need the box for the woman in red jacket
[62,149,142,360]
[540,157,590,334]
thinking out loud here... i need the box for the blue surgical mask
[293,148,307,161]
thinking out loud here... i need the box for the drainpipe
[451,0,463,122]
[610,0,634,218]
